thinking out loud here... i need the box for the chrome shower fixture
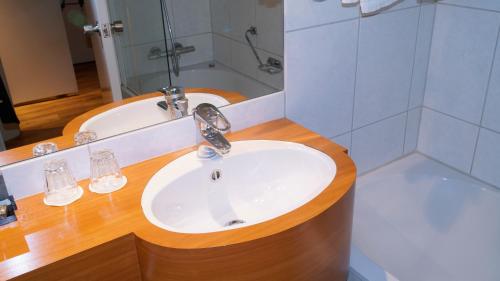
[244,26,283,75]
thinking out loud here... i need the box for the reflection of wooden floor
[6,62,108,149]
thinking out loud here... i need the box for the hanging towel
[342,0,400,15]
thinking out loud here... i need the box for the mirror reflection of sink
[79,93,229,139]
[141,140,337,234]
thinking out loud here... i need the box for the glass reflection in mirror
[0,0,283,166]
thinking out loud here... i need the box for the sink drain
[210,169,222,181]
[224,219,246,227]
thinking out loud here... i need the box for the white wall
[0,0,78,104]
[211,0,284,90]
[418,1,500,187]
[285,0,434,175]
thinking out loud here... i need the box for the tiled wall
[210,0,284,90]
[285,0,435,174]
[111,0,284,93]
[110,0,213,81]
[418,1,500,187]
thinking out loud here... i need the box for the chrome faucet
[193,103,231,158]
[159,86,188,119]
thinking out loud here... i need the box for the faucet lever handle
[193,103,231,132]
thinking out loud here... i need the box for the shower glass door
[107,0,172,98]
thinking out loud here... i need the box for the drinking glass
[74,131,98,145]
[43,159,82,206]
[33,142,58,157]
[89,150,127,193]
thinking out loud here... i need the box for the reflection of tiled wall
[210,0,284,90]
[109,0,213,80]
[419,1,500,187]
[285,0,434,175]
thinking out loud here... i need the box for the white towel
[342,0,400,15]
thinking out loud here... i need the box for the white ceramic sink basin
[80,93,229,139]
[141,140,337,234]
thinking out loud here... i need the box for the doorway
[0,0,110,149]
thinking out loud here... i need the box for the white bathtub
[352,153,500,281]
[126,63,277,99]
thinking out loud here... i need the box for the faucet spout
[159,86,188,119]
[193,103,231,158]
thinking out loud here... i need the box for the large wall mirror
[0,0,284,167]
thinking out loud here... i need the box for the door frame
[91,0,122,102]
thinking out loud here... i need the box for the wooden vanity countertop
[0,119,356,280]
[0,88,247,167]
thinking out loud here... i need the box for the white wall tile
[210,0,231,35]
[284,0,358,31]
[404,107,422,154]
[171,0,211,37]
[424,5,500,124]
[381,0,419,12]
[256,50,283,90]
[118,0,165,46]
[353,8,419,128]
[231,40,258,79]
[211,0,283,89]
[440,0,500,12]
[129,40,169,77]
[174,33,214,67]
[213,34,232,67]
[220,91,285,132]
[286,20,358,138]
[256,0,284,55]
[409,4,435,109]
[482,37,500,133]
[1,145,91,200]
[418,108,479,173]
[471,129,500,187]
[332,133,352,153]
[228,0,256,43]
[351,114,406,174]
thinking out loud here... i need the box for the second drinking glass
[89,150,127,194]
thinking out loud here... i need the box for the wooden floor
[6,62,108,149]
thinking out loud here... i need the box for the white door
[0,0,78,104]
[85,0,123,102]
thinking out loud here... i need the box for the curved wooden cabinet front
[136,188,354,281]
